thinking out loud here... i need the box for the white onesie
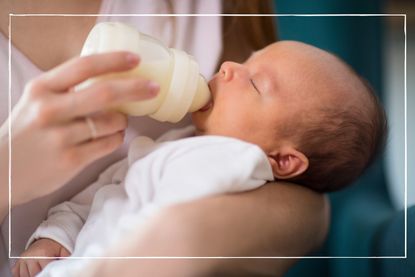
[29,126,274,276]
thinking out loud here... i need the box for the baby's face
[191,41,360,153]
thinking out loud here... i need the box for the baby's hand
[12,238,70,277]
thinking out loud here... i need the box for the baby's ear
[267,146,309,179]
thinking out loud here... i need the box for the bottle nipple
[189,76,210,112]
[148,48,211,123]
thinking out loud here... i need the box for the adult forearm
[83,182,329,276]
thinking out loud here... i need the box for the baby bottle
[78,22,211,123]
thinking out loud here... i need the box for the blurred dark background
[272,0,414,276]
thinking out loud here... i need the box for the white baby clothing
[1,0,223,261]
[29,127,273,276]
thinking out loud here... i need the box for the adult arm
[85,182,330,277]
[0,51,158,222]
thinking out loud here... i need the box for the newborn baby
[13,41,387,277]
[193,41,387,192]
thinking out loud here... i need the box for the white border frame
[7,13,407,260]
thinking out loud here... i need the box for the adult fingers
[39,52,140,92]
[51,77,158,123]
[70,77,159,118]
[63,132,124,171]
[54,111,127,146]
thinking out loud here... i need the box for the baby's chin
[190,112,207,136]
[191,95,217,135]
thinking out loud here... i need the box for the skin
[193,41,365,182]
[12,239,70,277]
[77,183,330,277]
[0,52,159,220]
[0,0,102,70]
[0,1,159,220]
[13,184,329,277]
[15,41,339,277]
[2,1,330,276]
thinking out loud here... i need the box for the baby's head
[191,41,387,192]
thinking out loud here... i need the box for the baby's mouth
[198,100,213,112]
[197,82,214,112]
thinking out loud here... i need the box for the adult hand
[0,51,159,208]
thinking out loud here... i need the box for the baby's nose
[219,61,244,81]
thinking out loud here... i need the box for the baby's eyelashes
[250,79,261,94]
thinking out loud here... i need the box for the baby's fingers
[12,260,36,277]
[26,261,42,277]
[11,262,19,277]
[15,261,29,277]
[12,259,53,277]
[38,258,54,270]
[59,246,70,257]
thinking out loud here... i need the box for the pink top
[0,0,222,257]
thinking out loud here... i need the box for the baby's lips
[198,100,213,112]
[197,81,214,112]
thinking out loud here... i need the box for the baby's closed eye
[250,79,261,94]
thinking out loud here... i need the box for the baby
[13,41,387,277]
[193,40,387,192]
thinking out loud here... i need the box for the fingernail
[126,53,140,66]
[147,81,160,95]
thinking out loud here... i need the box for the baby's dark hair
[285,73,388,193]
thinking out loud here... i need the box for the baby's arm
[13,158,128,276]
[156,138,273,203]
[26,158,128,252]
[129,137,274,221]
